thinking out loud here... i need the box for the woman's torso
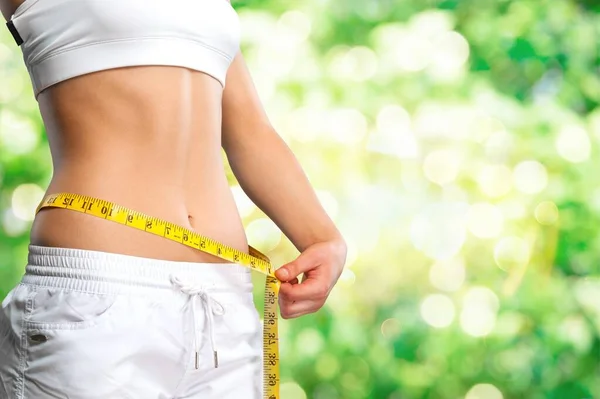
[1,0,249,263]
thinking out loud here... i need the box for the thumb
[275,252,317,282]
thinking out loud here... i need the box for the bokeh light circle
[512,160,548,194]
[11,184,45,222]
[410,202,468,260]
[463,286,500,312]
[430,31,470,70]
[381,318,402,338]
[460,287,500,337]
[295,328,324,358]
[327,108,368,144]
[555,125,591,163]
[246,218,281,252]
[429,258,466,292]
[465,383,504,399]
[477,165,512,198]
[467,202,504,238]
[420,293,455,328]
[423,149,461,185]
[2,208,30,237]
[493,236,530,271]
[534,201,559,225]
[0,110,40,155]
[460,303,497,337]
[377,104,411,132]
[280,382,307,399]
[315,353,340,380]
[277,10,312,45]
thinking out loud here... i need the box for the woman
[0,0,347,397]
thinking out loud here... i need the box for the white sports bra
[5,0,241,100]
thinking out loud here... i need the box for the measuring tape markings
[35,192,281,399]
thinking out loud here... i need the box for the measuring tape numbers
[35,192,281,399]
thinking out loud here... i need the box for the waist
[30,175,249,263]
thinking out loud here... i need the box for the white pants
[0,245,263,399]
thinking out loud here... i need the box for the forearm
[224,130,343,253]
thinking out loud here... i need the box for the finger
[275,252,323,282]
[279,275,330,302]
[279,297,322,319]
[279,278,299,292]
[277,281,297,300]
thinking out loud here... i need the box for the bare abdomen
[30,66,250,264]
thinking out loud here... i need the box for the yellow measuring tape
[35,192,281,399]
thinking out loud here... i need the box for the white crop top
[5,0,240,100]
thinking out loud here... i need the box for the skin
[1,0,347,319]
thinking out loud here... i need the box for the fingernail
[278,268,289,280]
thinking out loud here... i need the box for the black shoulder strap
[6,20,23,46]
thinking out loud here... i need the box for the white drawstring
[169,274,225,369]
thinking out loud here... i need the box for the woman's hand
[274,238,347,319]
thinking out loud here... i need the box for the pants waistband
[22,245,253,295]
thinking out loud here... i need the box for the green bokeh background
[1,0,600,398]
